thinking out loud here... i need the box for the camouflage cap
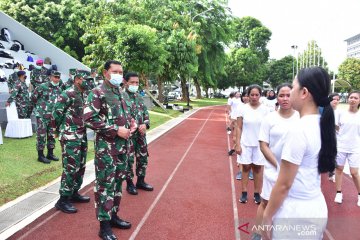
[51,70,61,77]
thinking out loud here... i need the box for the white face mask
[128,85,139,93]
[109,74,123,87]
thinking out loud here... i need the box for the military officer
[31,71,62,164]
[83,60,136,240]
[30,59,49,90]
[6,71,31,118]
[124,72,153,195]
[52,72,91,213]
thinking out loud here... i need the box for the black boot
[136,176,154,191]
[110,213,131,229]
[126,179,138,195]
[38,150,51,164]
[55,196,77,213]
[71,191,90,203]
[47,148,59,161]
[99,221,117,240]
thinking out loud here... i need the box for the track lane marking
[129,108,215,240]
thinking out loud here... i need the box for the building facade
[345,33,360,59]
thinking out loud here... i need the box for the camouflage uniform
[126,91,150,179]
[52,85,87,197]
[7,72,18,93]
[6,80,31,119]
[83,82,132,221]
[63,77,74,90]
[31,81,62,151]
[30,67,49,90]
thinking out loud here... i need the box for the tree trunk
[180,76,188,102]
[205,87,209,98]
[140,72,149,89]
[157,76,164,102]
[193,77,202,99]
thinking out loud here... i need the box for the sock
[337,191,342,194]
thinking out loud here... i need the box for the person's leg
[36,117,50,163]
[136,135,153,191]
[335,152,346,203]
[126,137,137,195]
[46,119,59,161]
[348,153,360,206]
[72,136,90,201]
[253,200,268,239]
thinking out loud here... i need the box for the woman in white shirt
[263,89,277,112]
[328,92,340,182]
[228,92,241,155]
[235,85,269,204]
[251,83,299,240]
[262,67,337,240]
[226,92,235,134]
[334,91,360,206]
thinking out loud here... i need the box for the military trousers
[59,136,88,197]
[126,134,149,180]
[36,117,55,151]
[94,152,127,221]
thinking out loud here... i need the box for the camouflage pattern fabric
[31,82,62,150]
[83,82,132,221]
[30,67,49,90]
[59,137,87,196]
[126,91,150,179]
[6,80,31,118]
[63,78,74,90]
[7,72,18,93]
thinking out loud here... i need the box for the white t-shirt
[230,98,241,118]
[227,97,232,106]
[258,111,300,168]
[240,104,269,146]
[281,114,323,200]
[337,110,360,153]
[263,98,277,112]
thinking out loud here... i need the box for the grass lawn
[173,97,228,108]
[149,107,183,129]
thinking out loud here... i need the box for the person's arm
[259,141,278,168]
[6,82,20,106]
[235,116,243,155]
[52,92,69,132]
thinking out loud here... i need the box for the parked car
[213,92,227,98]
[167,91,181,101]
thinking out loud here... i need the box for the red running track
[9,106,360,240]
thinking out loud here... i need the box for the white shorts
[230,112,238,120]
[237,146,264,165]
[336,152,360,168]
[261,163,279,200]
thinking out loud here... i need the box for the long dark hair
[297,67,336,173]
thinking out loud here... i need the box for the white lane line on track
[128,108,215,240]
[226,110,241,240]
[17,186,94,240]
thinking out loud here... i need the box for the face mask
[35,65,42,70]
[109,74,123,87]
[14,69,19,72]
[128,85,139,93]
[51,81,59,86]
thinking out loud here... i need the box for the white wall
[0,11,89,77]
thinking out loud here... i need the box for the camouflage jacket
[7,80,30,109]
[7,72,18,93]
[127,91,150,125]
[63,78,74,90]
[30,67,49,89]
[52,86,86,141]
[83,82,132,155]
[31,81,62,119]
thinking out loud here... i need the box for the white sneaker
[357,195,360,207]
[329,175,335,183]
[334,193,343,204]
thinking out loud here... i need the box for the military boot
[38,150,51,164]
[55,196,77,214]
[71,191,90,203]
[47,148,59,161]
[126,178,138,195]
[136,176,154,191]
[99,221,117,240]
[110,213,131,229]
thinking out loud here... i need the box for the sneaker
[329,175,335,183]
[357,195,360,207]
[236,171,242,180]
[254,193,261,204]
[251,232,262,240]
[228,149,235,156]
[239,192,248,203]
[227,127,231,135]
[249,171,254,180]
[334,192,343,204]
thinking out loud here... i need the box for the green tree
[338,58,360,90]
[267,56,294,88]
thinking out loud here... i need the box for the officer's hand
[130,119,138,134]
[138,124,146,135]
[5,102,10,107]
[117,126,131,139]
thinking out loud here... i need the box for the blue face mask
[109,74,123,87]
[128,85,139,93]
